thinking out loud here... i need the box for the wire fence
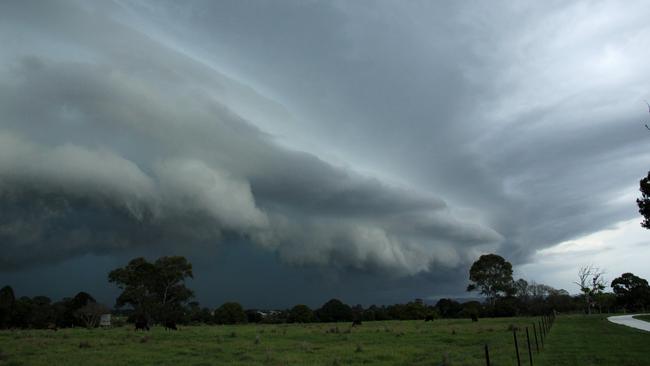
[483,312,556,366]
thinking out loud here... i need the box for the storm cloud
[1,0,650,305]
[0,0,502,277]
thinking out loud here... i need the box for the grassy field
[0,317,539,366]
[633,314,650,323]
[536,315,650,366]
[0,315,648,365]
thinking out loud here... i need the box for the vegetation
[0,318,544,366]
[537,315,650,366]
[5,254,649,330]
[638,171,650,229]
[108,256,194,324]
[633,315,650,323]
[611,272,650,312]
[574,265,606,315]
[466,254,514,305]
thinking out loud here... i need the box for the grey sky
[1,0,649,308]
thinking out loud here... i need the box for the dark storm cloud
[0,1,501,278]
[2,0,650,303]
[133,0,650,263]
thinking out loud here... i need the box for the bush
[213,302,247,325]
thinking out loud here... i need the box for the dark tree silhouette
[315,299,353,322]
[108,256,193,322]
[466,254,514,304]
[213,302,247,324]
[611,272,650,312]
[288,304,314,323]
[0,286,15,329]
[638,172,650,229]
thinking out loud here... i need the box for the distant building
[100,314,111,327]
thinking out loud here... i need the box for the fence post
[539,320,544,348]
[532,322,539,353]
[526,327,534,366]
[513,329,521,366]
[484,343,490,366]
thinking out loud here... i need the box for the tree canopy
[108,256,193,322]
[315,299,353,322]
[466,254,514,304]
[638,172,650,229]
[214,302,247,324]
[611,272,650,311]
[288,304,314,323]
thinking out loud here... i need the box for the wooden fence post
[513,329,521,366]
[526,327,534,366]
[532,322,539,353]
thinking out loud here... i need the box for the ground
[633,314,650,323]
[0,315,648,365]
[536,315,650,366]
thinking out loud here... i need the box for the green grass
[537,315,650,366]
[0,316,648,365]
[633,314,650,323]
[0,318,537,366]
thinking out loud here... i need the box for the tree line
[1,253,649,329]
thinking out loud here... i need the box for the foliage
[288,304,315,323]
[611,272,650,311]
[0,286,15,329]
[75,302,110,328]
[214,302,247,324]
[186,301,213,324]
[637,171,650,229]
[435,298,462,318]
[466,254,514,304]
[108,256,193,322]
[315,299,353,322]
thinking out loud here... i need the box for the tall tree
[0,286,15,329]
[75,302,110,328]
[611,272,650,312]
[213,302,247,324]
[638,172,650,229]
[466,254,514,304]
[316,299,353,322]
[108,256,193,322]
[574,265,606,315]
[288,304,315,323]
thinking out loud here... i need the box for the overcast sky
[1,0,649,308]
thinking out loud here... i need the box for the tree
[637,172,650,229]
[435,298,462,318]
[108,256,194,322]
[214,302,247,324]
[0,286,15,329]
[574,265,606,315]
[611,273,650,312]
[59,292,96,327]
[75,302,110,328]
[315,299,353,322]
[288,304,315,323]
[467,254,514,304]
[513,279,530,300]
[30,296,55,328]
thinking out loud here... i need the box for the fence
[483,312,556,366]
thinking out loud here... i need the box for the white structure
[100,314,111,327]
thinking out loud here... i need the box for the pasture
[0,316,648,365]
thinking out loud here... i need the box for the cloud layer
[0,1,502,275]
[1,1,650,304]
